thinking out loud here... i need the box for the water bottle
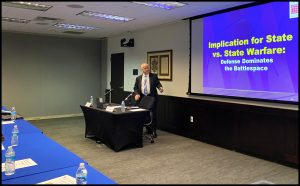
[121,101,125,112]
[11,107,17,121]
[90,96,93,107]
[5,146,16,176]
[76,163,87,184]
[11,125,19,146]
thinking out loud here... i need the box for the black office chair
[138,96,155,143]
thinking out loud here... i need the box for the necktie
[144,76,148,95]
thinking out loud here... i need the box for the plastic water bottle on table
[5,146,16,176]
[11,125,19,146]
[11,107,17,121]
[76,162,87,184]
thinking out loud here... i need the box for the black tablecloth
[80,105,149,152]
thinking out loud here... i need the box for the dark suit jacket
[134,73,162,98]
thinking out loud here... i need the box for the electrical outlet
[190,116,193,123]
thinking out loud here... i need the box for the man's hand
[135,94,140,101]
[159,87,164,93]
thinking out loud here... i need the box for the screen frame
[187,1,298,105]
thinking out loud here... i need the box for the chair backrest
[124,94,137,106]
[138,96,155,110]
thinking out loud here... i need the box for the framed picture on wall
[147,50,172,81]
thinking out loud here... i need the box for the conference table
[1,133,87,181]
[2,164,115,184]
[2,106,116,184]
[2,118,42,136]
[81,105,150,152]
[2,106,42,142]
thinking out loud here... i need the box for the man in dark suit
[134,63,163,138]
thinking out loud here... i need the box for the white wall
[107,20,190,97]
[2,32,105,118]
[107,20,297,110]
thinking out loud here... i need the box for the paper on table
[105,106,114,112]
[85,102,92,107]
[105,105,121,112]
[2,110,11,114]
[2,158,37,172]
[111,106,121,109]
[37,175,76,184]
[2,120,15,125]
[129,108,147,112]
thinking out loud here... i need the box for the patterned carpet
[30,117,298,184]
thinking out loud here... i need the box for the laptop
[96,97,105,109]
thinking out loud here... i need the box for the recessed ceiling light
[32,17,64,25]
[2,2,52,11]
[66,4,84,8]
[53,23,98,31]
[2,17,30,24]
[132,2,187,10]
[77,11,135,22]
[34,17,63,22]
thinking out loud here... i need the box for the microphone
[104,89,114,96]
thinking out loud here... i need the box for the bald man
[134,63,163,138]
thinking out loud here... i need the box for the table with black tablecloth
[81,105,149,152]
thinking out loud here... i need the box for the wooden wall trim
[156,95,298,167]
[119,92,298,167]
